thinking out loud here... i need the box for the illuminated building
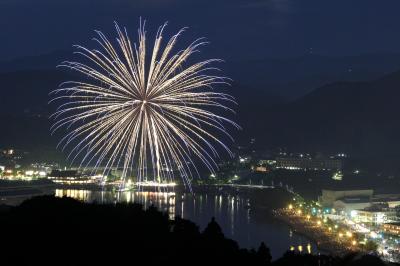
[351,208,398,224]
[373,194,400,208]
[275,157,342,171]
[239,156,251,163]
[48,170,101,185]
[333,197,372,212]
[254,166,269,173]
[319,189,373,207]
[331,171,343,180]
[382,223,400,236]
[2,169,15,179]
[320,189,400,210]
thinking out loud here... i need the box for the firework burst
[50,21,238,189]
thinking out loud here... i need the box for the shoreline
[273,208,361,257]
[0,183,382,260]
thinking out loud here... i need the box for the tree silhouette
[257,242,272,264]
[203,217,224,239]
[0,196,389,266]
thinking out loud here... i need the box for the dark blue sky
[2,0,400,61]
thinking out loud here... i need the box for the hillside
[2,54,400,160]
[3,51,400,100]
[253,71,400,158]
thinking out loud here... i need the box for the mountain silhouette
[2,53,400,161]
[3,51,400,100]
[253,70,400,158]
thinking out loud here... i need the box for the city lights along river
[55,187,318,259]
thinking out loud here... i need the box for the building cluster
[0,147,63,181]
[0,147,166,186]
[274,157,343,171]
[0,161,57,181]
[0,148,24,170]
[47,170,103,185]
[319,189,400,232]
[250,153,345,174]
[223,145,349,185]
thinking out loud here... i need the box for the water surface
[56,189,317,259]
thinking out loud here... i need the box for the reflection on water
[56,189,91,202]
[55,189,177,219]
[55,189,317,258]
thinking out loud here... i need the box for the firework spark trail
[50,21,238,189]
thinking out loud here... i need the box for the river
[54,188,319,259]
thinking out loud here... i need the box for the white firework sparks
[50,21,238,189]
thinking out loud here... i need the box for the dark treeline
[0,196,390,266]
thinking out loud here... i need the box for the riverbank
[0,180,360,256]
[0,182,388,262]
[273,208,361,256]
[1,195,388,266]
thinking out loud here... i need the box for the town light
[298,245,303,252]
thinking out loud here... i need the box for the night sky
[3,0,400,156]
[2,0,400,61]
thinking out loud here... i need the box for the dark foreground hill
[0,196,388,266]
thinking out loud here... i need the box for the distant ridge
[3,51,400,99]
[2,52,400,159]
[0,50,71,73]
[253,70,400,157]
